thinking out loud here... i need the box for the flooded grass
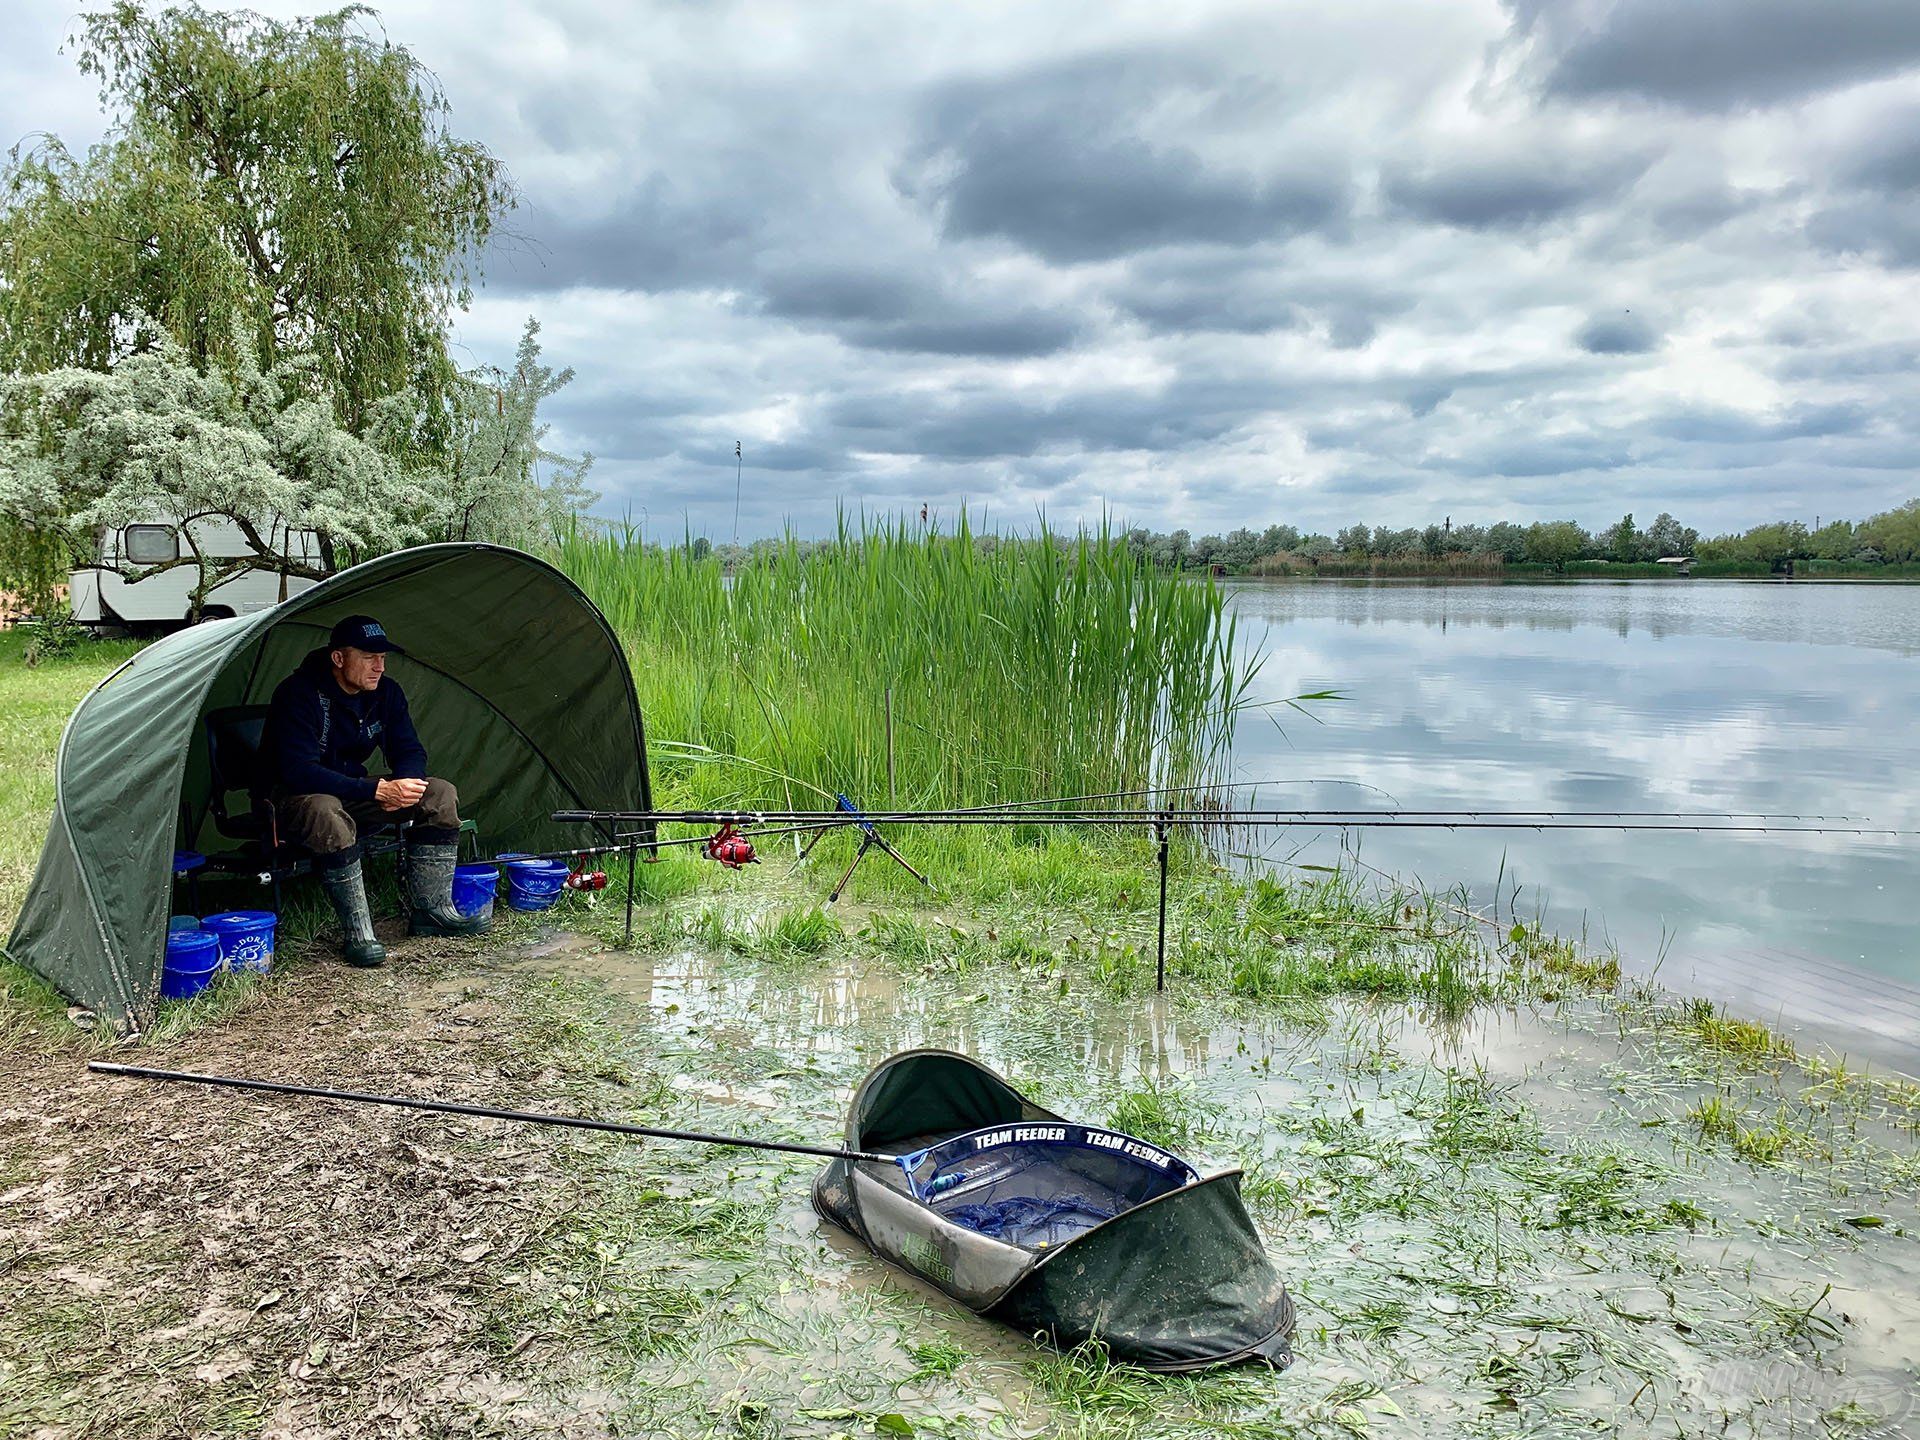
[379,861,1916,1439]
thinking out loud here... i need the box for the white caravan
[70,515,330,633]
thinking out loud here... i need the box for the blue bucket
[504,859,568,911]
[451,863,499,920]
[168,915,202,933]
[162,930,221,1000]
[203,910,277,974]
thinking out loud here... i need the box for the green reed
[553,514,1257,809]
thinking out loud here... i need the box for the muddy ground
[5,896,1920,1440]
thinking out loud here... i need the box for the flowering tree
[0,315,593,614]
[440,319,596,550]
[0,323,440,614]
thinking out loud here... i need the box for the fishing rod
[549,803,1903,992]
[553,808,1894,834]
[87,1062,892,1164]
[942,783,1862,823]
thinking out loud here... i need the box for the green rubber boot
[320,860,387,968]
[406,841,491,937]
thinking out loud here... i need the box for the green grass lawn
[0,629,141,929]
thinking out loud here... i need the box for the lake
[1222,579,1920,1073]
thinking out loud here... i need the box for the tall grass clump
[554,514,1257,809]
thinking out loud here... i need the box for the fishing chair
[190,706,474,912]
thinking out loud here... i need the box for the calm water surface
[1222,580,1920,1071]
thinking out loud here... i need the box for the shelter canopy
[6,544,650,1027]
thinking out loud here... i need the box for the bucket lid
[164,930,220,962]
[202,909,278,930]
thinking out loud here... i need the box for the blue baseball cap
[327,615,404,654]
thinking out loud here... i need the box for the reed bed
[553,516,1257,810]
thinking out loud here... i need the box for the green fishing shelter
[6,543,650,1029]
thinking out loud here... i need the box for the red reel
[704,823,759,869]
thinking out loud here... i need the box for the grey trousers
[278,778,461,868]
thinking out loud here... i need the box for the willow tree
[0,2,514,461]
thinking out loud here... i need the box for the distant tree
[1421,522,1446,558]
[1805,520,1856,561]
[1743,521,1809,570]
[1297,532,1334,559]
[1336,523,1372,554]
[1260,524,1298,556]
[1601,512,1640,563]
[1524,521,1588,570]
[1644,512,1695,558]
[689,536,712,561]
[1222,527,1261,569]
[1484,521,1529,562]
[1857,498,1920,562]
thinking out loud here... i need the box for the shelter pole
[87,1062,894,1164]
[1155,819,1170,994]
[624,838,638,948]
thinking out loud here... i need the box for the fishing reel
[566,868,609,890]
[705,823,759,869]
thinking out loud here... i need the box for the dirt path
[0,948,614,1439]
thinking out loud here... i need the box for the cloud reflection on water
[1224,580,1920,1068]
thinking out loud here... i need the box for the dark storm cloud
[1476,437,1635,478]
[829,371,1279,462]
[753,264,1082,357]
[1576,311,1660,354]
[1649,403,1870,444]
[1839,117,1920,191]
[1384,152,1650,229]
[486,177,762,293]
[1111,252,1410,343]
[1806,196,1920,267]
[901,53,1347,263]
[1535,0,1920,110]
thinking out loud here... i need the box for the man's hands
[375,777,429,811]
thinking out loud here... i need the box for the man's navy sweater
[263,648,428,802]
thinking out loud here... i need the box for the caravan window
[124,525,179,564]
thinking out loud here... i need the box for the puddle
[431,925,1920,1437]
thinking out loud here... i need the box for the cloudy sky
[7,0,1920,539]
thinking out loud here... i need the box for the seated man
[261,614,488,967]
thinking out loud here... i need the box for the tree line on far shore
[1108,499,1920,577]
